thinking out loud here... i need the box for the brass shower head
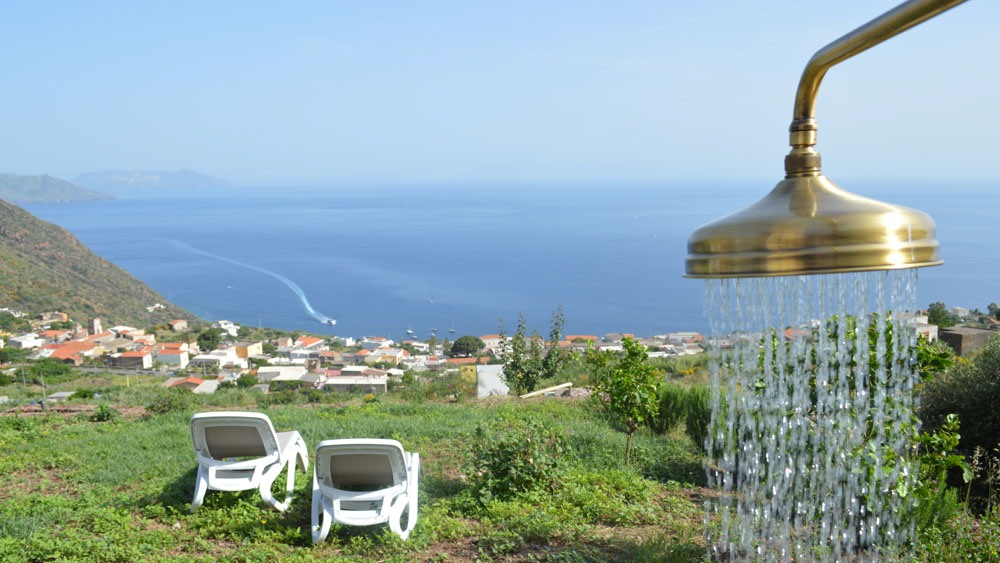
[684,175,941,278]
[685,0,964,278]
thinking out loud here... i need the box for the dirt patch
[0,466,75,500]
[1,402,146,419]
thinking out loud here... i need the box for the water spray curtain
[704,270,919,561]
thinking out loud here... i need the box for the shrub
[921,333,1000,455]
[146,388,197,414]
[909,414,972,531]
[89,404,121,422]
[28,358,76,384]
[684,385,711,453]
[73,388,97,399]
[465,411,567,503]
[647,383,687,435]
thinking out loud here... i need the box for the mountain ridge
[73,169,229,191]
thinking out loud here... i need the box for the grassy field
[4,370,999,562]
[0,380,708,562]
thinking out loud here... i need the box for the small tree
[927,302,956,327]
[585,337,661,465]
[450,335,485,357]
[197,328,223,351]
[541,305,567,381]
[0,347,29,364]
[499,314,543,395]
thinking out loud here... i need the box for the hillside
[73,169,229,191]
[0,173,113,203]
[0,199,197,327]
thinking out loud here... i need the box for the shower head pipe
[786,0,968,177]
[685,0,965,279]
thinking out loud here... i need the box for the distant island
[73,169,230,191]
[0,173,113,203]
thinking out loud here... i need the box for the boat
[326,319,337,326]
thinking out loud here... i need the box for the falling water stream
[704,270,920,561]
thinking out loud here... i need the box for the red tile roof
[121,350,151,358]
[170,377,204,387]
[49,348,82,361]
[40,329,68,338]
[446,357,489,365]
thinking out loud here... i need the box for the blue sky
[1,0,996,186]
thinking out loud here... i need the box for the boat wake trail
[163,239,336,326]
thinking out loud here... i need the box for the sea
[22,179,1000,340]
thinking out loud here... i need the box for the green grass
[5,383,998,561]
[0,394,708,562]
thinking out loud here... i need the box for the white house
[256,365,308,383]
[323,374,388,394]
[330,335,355,347]
[289,348,319,362]
[156,348,190,369]
[215,320,240,337]
[360,336,393,351]
[8,333,44,349]
[365,348,408,366]
[190,348,247,370]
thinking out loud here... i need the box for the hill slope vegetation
[0,198,196,326]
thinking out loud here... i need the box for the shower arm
[785,0,969,178]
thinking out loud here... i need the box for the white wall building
[8,333,44,349]
[256,365,308,383]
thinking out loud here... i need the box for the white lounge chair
[311,439,420,543]
[189,411,309,512]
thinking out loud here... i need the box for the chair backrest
[316,439,408,491]
[191,411,279,461]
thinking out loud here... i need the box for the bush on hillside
[89,404,121,422]
[465,411,567,503]
[146,387,197,415]
[685,385,711,453]
[647,383,687,435]
[920,332,1000,455]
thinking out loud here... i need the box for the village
[0,308,709,402]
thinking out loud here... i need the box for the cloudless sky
[1,0,996,186]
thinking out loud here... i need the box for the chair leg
[311,489,332,544]
[282,455,298,506]
[296,437,309,473]
[259,465,289,512]
[190,465,208,511]
[389,453,420,540]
